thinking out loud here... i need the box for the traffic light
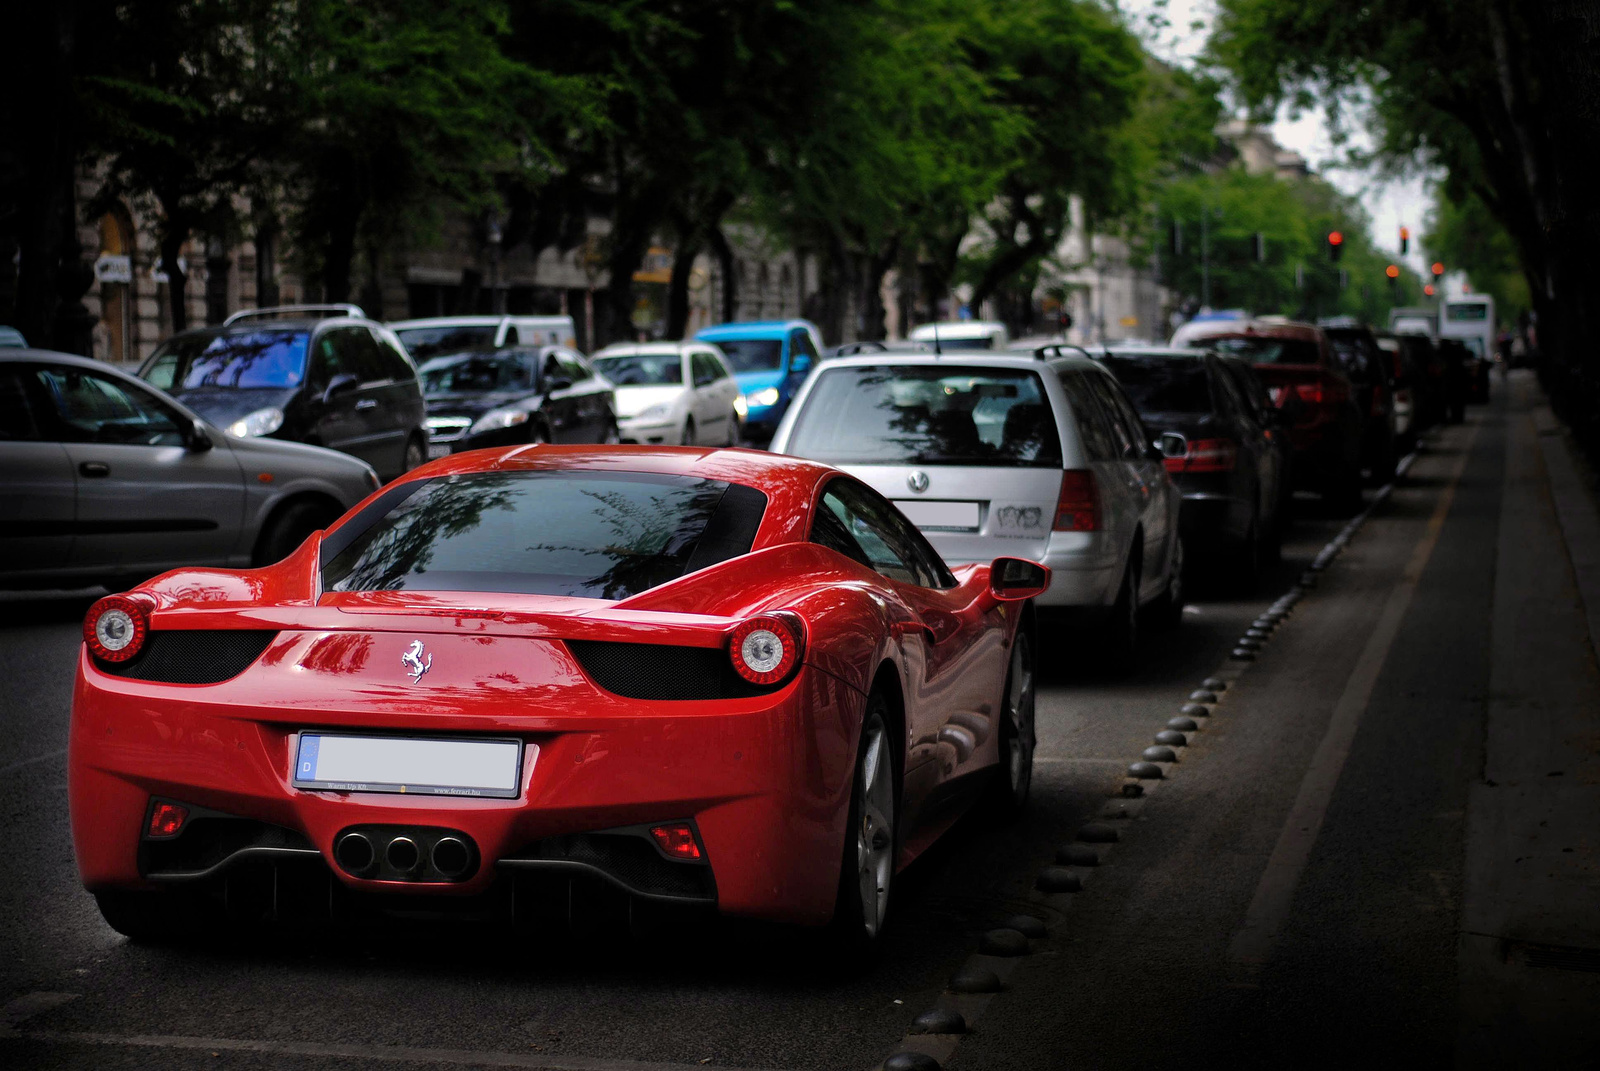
[1399,226,1410,255]
[1431,261,1445,278]
[1424,284,1436,296]
[1385,264,1400,279]
[1327,231,1344,262]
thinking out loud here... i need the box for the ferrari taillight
[729,614,803,685]
[84,594,150,663]
[650,823,703,860]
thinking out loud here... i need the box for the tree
[1209,0,1600,449]
[1423,187,1530,323]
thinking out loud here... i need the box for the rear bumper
[69,650,863,927]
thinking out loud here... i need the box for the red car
[70,445,1046,949]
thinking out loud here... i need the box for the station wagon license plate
[893,500,981,532]
[293,733,525,798]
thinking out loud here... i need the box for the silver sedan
[1,350,381,590]
[770,349,1184,666]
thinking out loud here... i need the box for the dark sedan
[420,346,617,455]
[1099,346,1288,588]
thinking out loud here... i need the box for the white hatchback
[771,351,1184,663]
[592,342,743,446]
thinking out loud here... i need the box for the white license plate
[293,734,525,798]
[894,499,981,531]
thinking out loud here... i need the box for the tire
[1147,536,1185,630]
[402,435,425,473]
[252,498,342,566]
[830,696,898,957]
[682,417,696,446]
[990,628,1036,814]
[1101,557,1140,672]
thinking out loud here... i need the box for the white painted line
[1227,424,1478,979]
[11,1028,781,1071]
[0,749,66,777]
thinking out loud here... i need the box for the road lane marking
[0,748,65,777]
[4,1028,787,1071]
[1227,422,1480,981]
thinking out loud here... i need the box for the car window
[708,351,735,380]
[419,352,536,394]
[33,366,186,446]
[1210,361,1252,423]
[394,325,498,361]
[310,327,379,387]
[1099,356,1214,414]
[0,367,41,441]
[714,338,783,373]
[1220,359,1273,421]
[146,329,310,391]
[502,326,520,346]
[1057,372,1116,462]
[814,478,953,588]
[1204,336,1323,366]
[557,351,590,381]
[593,353,683,385]
[322,471,766,599]
[791,331,820,363]
[693,353,720,386]
[1086,374,1142,458]
[784,365,1062,467]
[374,331,417,382]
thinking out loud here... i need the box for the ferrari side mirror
[989,557,1049,601]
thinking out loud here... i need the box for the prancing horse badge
[401,640,432,684]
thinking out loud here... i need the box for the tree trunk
[666,235,702,340]
[159,228,190,334]
[859,239,900,342]
[323,211,358,304]
[707,226,737,324]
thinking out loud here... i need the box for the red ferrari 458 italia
[70,445,1046,947]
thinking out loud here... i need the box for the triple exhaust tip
[333,830,472,880]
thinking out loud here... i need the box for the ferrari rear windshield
[322,471,767,599]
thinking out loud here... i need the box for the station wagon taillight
[1054,470,1100,532]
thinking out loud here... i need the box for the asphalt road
[3,375,1594,1070]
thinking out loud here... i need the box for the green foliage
[1424,188,1530,323]
[1151,167,1421,324]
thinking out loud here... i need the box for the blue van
[694,320,822,440]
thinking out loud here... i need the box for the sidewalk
[1458,371,1600,1065]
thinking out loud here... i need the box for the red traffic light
[1399,226,1410,255]
[1327,231,1344,246]
[1424,284,1436,296]
[1431,261,1445,277]
[1385,264,1400,279]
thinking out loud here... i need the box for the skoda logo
[907,470,930,494]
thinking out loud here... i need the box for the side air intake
[566,640,783,700]
[97,630,278,684]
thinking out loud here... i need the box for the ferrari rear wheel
[993,630,1036,814]
[832,697,897,952]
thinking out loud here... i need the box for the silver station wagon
[771,349,1183,665]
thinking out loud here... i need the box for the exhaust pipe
[385,836,421,873]
[431,835,472,879]
[334,831,375,874]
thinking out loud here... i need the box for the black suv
[141,305,428,482]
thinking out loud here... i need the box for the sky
[1121,0,1438,278]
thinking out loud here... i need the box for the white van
[387,315,579,361]
[1439,296,1496,361]
[908,321,1010,352]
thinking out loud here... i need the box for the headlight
[747,387,780,408]
[734,395,748,418]
[469,408,530,434]
[227,407,284,438]
[637,404,673,422]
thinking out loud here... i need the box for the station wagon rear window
[785,365,1062,467]
[322,471,767,599]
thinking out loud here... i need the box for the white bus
[1439,295,1496,362]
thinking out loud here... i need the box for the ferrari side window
[810,498,873,569]
[817,480,926,586]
